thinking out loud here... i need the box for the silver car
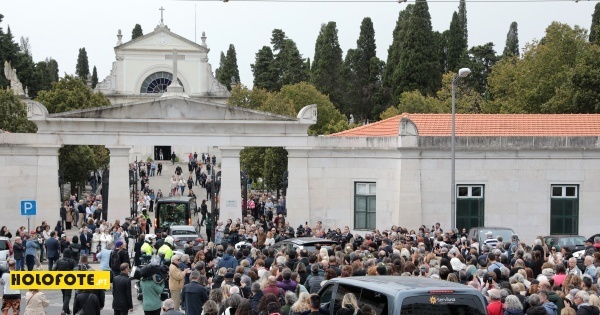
[0,236,13,270]
[169,225,204,250]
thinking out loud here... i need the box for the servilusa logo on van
[430,296,456,304]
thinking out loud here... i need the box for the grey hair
[528,294,541,306]
[509,273,524,284]
[181,254,190,263]
[190,270,201,280]
[241,275,251,287]
[251,282,261,293]
[488,289,501,301]
[284,291,298,305]
[500,267,510,279]
[276,256,287,266]
[499,289,510,300]
[162,299,175,309]
[576,290,590,303]
[505,295,523,310]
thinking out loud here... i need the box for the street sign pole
[26,215,31,232]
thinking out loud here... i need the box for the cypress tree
[91,66,98,89]
[383,6,413,103]
[503,22,519,57]
[590,3,600,44]
[446,12,468,72]
[268,29,309,88]
[397,0,440,96]
[311,22,344,107]
[458,0,468,44]
[216,44,240,90]
[251,46,279,91]
[215,52,225,81]
[132,24,143,40]
[75,47,89,80]
[46,58,59,83]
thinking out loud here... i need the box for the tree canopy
[132,24,144,40]
[0,89,37,133]
[216,44,240,90]
[75,47,89,80]
[36,75,111,114]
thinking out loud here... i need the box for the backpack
[55,258,71,271]
[110,249,122,271]
[277,288,286,306]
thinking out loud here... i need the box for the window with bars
[140,71,184,93]
[354,182,376,230]
[456,185,484,231]
[550,185,579,235]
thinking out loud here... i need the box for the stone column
[35,146,62,230]
[218,147,243,222]
[107,146,132,222]
[285,148,310,227]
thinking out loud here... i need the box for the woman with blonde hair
[23,288,49,315]
[289,292,310,315]
[220,284,232,303]
[337,293,362,315]
[265,231,275,247]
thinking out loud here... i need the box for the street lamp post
[451,67,471,231]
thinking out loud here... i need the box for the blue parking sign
[20,200,36,216]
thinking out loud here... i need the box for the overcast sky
[1,0,596,88]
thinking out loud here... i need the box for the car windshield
[558,236,586,247]
[172,229,196,236]
[157,203,188,231]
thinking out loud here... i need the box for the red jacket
[487,300,504,315]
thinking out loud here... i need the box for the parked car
[543,235,587,252]
[272,237,338,254]
[169,225,203,250]
[0,236,13,270]
[467,226,515,251]
[318,276,487,315]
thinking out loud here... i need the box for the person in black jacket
[73,290,101,315]
[12,237,25,271]
[54,249,77,315]
[45,231,61,271]
[181,270,209,314]
[113,263,133,315]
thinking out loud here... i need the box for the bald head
[268,276,277,285]
[539,280,551,290]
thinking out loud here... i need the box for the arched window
[140,71,184,93]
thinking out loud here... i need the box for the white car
[0,236,13,270]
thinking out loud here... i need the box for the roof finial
[201,31,207,47]
[117,29,123,45]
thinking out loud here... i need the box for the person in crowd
[1,260,21,315]
[140,266,165,315]
[23,288,49,315]
[112,263,133,315]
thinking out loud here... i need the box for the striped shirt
[484,238,498,249]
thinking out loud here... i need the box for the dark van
[154,196,197,234]
[318,276,487,315]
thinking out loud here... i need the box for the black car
[543,235,587,252]
[318,276,487,315]
[272,237,338,254]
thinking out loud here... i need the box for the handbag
[75,293,92,315]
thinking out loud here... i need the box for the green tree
[216,44,240,90]
[0,89,37,133]
[262,82,347,135]
[45,58,59,83]
[397,0,440,96]
[502,22,520,57]
[467,43,499,96]
[446,12,468,72]
[270,30,309,87]
[0,23,21,89]
[312,22,344,109]
[240,147,267,184]
[591,3,600,44]
[263,147,288,194]
[227,84,269,110]
[75,47,89,80]
[13,49,38,97]
[384,5,414,103]
[572,44,600,112]
[488,22,592,114]
[90,145,110,169]
[132,24,144,40]
[251,46,279,91]
[458,0,468,44]
[91,66,98,89]
[36,75,111,114]
[59,145,96,195]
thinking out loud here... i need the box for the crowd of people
[2,155,600,315]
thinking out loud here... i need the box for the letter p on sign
[20,200,36,216]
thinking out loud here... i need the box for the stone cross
[159,7,165,24]
[165,49,185,92]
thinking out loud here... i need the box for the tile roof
[330,114,600,137]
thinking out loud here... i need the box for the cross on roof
[159,7,165,24]
[165,49,185,93]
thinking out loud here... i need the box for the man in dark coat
[181,270,209,314]
[250,282,264,315]
[73,290,101,315]
[79,226,92,256]
[45,231,61,271]
[112,263,133,315]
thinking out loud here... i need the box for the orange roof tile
[330,114,600,137]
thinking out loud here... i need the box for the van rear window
[400,295,486,315]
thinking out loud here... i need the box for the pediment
[116,27,207,53]
[47,96,296,121]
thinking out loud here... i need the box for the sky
[1,0,597,88]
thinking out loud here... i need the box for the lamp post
[451,67,471,231]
